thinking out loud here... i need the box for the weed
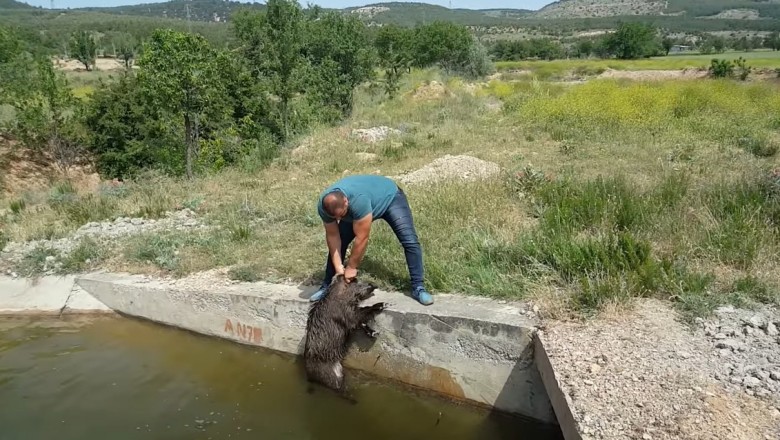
[730,276,778,305]
[59,237,106,273]
[9,199,25,215]
[16,246,59,277]
[736,135,778,158]
[124,234,183,272]
[228,264,261,282]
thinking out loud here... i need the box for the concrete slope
[75,271,558,425]
[0,275,112,315]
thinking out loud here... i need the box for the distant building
[670,45,693,54]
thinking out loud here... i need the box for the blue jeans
[321,188,424,289]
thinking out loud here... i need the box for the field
[495,50,780,79]
[3,60,780,320]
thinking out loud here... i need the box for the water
[0,316,563,440]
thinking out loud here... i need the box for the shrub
[709,58,734,78]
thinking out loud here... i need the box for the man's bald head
[323,190,348,218]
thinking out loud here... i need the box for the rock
[753,370,770,381]
[747,315,764,328]
[589,364,602,374]
[351,126,401,144]
[714,333,727,340]
[715,305,735,315]
[770,371,780,381]
[743,376,762,388]
[355,152,379,162]
[766,322,778,337]
[715,339,742,351]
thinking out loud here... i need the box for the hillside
[536,0,780,19]
[0,0,34,8]
[76,0,265,22]
[345,2,532,27]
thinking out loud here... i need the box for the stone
[770,371,780,381]
[716,339,741,351]
[747,315,764,328]
[766,322,778,337]
[743,377,762,388]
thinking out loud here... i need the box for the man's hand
[344,266,358,282]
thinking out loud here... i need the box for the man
[309,174,433,306]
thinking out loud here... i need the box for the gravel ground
[540,298,780,440]
[0,208,207,271]
[392,154,501,186]
[351,126,401,144]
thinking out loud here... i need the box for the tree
[136,29,229,179]
[233,0,306,141]
[84,72,182,178]
[0,26,21,64]
[302,8,375,119]
[114,34,138,69]
[601,23,660,60]
[661,36,674,56]
[766,32,780,51]
[411,21,472,72]
[575,39,594,59]
[374,24,414,97]
[70,30,97,71]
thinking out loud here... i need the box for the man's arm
[345,214,372,277]
[324,221,345,274]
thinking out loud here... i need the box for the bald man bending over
[309,174,433,305]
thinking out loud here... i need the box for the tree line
[0,0,493,180]
[487,23,780,61]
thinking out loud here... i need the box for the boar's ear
[332,273,345,284]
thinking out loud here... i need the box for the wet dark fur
[304,275,386,393]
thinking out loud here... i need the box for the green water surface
[0,316,562,440]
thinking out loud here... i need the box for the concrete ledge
[0,275,113,315]
[535,332,583,440]
[75,271,559,425]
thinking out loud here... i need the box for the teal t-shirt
[318,175,398,223]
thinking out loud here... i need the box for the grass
[65,70,117,100]
[4,66,780,320]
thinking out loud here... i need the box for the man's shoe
[309,285,329,302]
[411,286,434,306]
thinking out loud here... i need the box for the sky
[24,0,553,12]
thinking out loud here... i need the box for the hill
[344,2,531,26]
[535,0,780,19]
[76,0,265,22]
[0,0,34,8]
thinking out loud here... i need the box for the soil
[597,68,709,81]
[391,154,502,186]
[54,57,133,72]
[540,299,780,440]
[0,140,101,198]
